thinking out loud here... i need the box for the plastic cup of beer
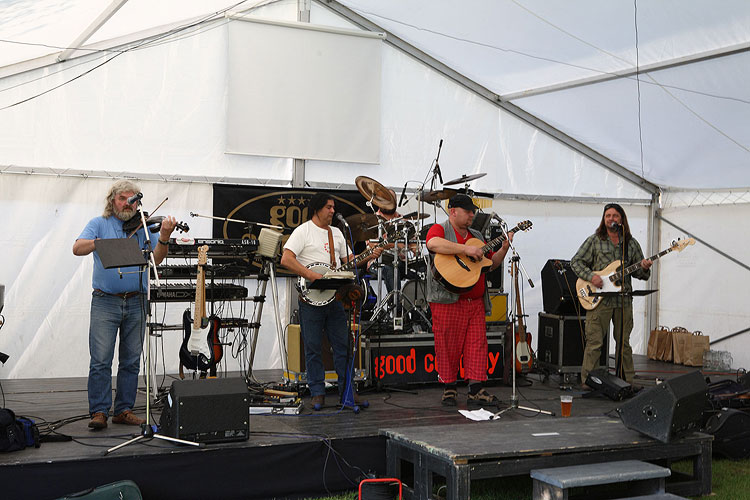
[560,395,573,417]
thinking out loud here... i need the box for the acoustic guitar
[576,237,695,310]
[431,220,532,293]
[180,245,223,374]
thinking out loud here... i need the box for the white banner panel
[227,18,382,163]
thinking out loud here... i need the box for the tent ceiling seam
[318,0,659,196]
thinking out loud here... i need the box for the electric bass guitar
[297,228,404,306]
[576,237,695,310]
[432,220,532,293]
[180,245,223,374]
[511,257,534,373]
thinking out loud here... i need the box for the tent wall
[658,203,750,372]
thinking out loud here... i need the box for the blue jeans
[88,290,146,415]
[298,299,350,397]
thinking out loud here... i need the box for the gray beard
[115,207,136,221]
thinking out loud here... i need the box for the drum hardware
[345,213,381,241]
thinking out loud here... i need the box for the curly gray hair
[103,180,141,217]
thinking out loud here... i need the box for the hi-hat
[345,213,380,241]
[402,211,430,220]
[443,173,486,186]
[419,188,457,203]
[355,176,396,210]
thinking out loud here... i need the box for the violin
[122,211,190,234]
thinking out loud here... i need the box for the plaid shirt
[571,233,650,307]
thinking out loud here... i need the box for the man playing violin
[73,180,177,429]
[425,194,511,407]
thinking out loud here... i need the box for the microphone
[434,139,444,184]
[334,213,349,227]
[127,192,143,205]
[610,221,622,231]
[398,183,408,207]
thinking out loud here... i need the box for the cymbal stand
[106,200,202,455]
[492,245,553,419]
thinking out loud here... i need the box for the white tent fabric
[0,0,748,379]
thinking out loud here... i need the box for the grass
[304,458,750,500]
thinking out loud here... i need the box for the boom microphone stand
[105,197,201,455]
[493,232,553,419]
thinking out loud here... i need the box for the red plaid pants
[430,298,488,384]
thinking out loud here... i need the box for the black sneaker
[467,388,499,407]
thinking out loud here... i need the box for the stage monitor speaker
[616,370,708,443]
[159,378,249,444]
[585,368,632,401]
[540,259,580,315]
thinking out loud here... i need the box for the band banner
[212,184,371,275]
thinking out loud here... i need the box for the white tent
[1,0,748,379]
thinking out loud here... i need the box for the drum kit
[350,171,488,332]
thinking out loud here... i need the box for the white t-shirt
[283,220,350,268]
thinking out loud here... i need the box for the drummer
[367,189,418,292]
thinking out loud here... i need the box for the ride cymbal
[402,211,430,220]
[419,188,457,203]
[443,173,487,186]
[345,213,380,241]
[355,176,396,210]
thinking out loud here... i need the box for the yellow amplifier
[486,293,508,323]
[284,324,367,383]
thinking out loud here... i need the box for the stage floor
[0,355,727,499]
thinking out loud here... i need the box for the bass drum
[402,279,429,313]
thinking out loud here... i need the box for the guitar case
[703,408,750,459]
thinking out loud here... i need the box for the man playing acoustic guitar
[571,203,652,385]
[425,194,511,407]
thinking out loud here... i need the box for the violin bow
[127,197,168,238]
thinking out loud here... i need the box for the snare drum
[401,279,428,313]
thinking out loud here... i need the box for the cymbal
[419,188,457,203]
[443,173,487,186]
[355,176,396,210]
[402,211,430,220]
[345,213,380,241]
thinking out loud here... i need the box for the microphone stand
[106,198,202,455]
[615,224,627,381]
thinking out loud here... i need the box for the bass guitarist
[571,203,652,386]
[425,194,511,407]
[280,192,381,410]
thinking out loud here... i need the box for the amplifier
[159,378,249,443]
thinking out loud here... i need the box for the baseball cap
[447,194,478,213]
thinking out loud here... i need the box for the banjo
[297,228,404,306]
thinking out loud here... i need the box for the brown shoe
[112,410,145,426]
[467,388,500,407]
[311,395,325,411]
[441,387,458,406]
[88,412,108,429]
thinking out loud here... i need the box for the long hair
[103,180,140,217]
[595,203,632,241]
[309,192,332,218]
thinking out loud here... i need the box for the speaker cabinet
[540,259,580,315]
[617,371,708,443]
[159,378,249,443]
[585,368,632,401]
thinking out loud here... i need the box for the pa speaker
[540,260,580,315]
[159,378,249,443]
[585,368,632,401]
[616,371,708,443]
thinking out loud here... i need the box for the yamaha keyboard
[168,238,259,258]
[153,264,256,280]
[151,283,248,302]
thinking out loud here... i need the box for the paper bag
[671,327,690,365]
[648,327,671,361]
[656,328,674,362]
[684,330,710,367]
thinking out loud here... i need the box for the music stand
[104,203,202,455]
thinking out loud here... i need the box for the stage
[0,355,721,499]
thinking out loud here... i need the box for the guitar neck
[340,235,396,272]
[481,229,516,254]
[612,247,673,282]
[193,266,205,330]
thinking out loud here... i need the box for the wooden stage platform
[0,355,721,499]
